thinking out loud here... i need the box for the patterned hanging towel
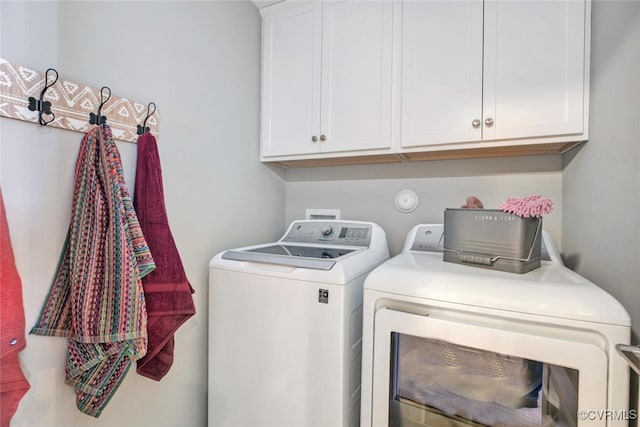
[133,132,195,381]
[0,188,31,427]
[31,125,155,417]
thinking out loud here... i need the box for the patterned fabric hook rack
[0,58,159,143]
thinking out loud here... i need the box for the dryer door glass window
[390,333,578,427]
[370,308,609,427]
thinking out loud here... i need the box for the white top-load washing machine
[209,220,389,427]
[361,224,632,427]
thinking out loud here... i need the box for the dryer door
[371,308,609,427]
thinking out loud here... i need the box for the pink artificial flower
[499,195,554,218]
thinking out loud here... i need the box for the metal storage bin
[443,208,542,274]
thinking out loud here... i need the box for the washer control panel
[281,221,372,247]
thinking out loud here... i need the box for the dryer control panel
[281,221,372,247]
[409,225,445,252]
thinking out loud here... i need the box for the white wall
[0,1,284,426]
[563,0,640,342]
[562,0,640,416]
[285,155,563,256]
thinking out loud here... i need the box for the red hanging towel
[134,132,195,381]
[0,188,31,427]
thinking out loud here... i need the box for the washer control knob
[321,225,333,236]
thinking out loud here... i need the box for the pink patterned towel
[499,195,554,218]
[31,125,155,417]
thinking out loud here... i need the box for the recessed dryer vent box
[443,209,542,274]
[305,209,341,220]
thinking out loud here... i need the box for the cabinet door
[400,0,484,148]
[483,0,586,141]
[319,0,393,153]
[261,3,322,157]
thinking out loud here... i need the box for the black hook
[89,86,111,126]
[28,68,58,126]
[137,102,157,135]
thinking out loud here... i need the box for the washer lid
[246,244,356,259]
[221,245,357,270]
[210,220,390,284]
[365,252,631,327]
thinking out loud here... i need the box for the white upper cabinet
[320,0,393,153]
[261,3,321,157]
[482,0,587,141]
[259,0,590,166]
[402,0,588,149]
[400,0,484,147]
[261,0,394,158]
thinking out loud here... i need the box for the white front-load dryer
[209,220,388,427]
[361,224,632,427]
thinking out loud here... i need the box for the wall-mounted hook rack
[137,102,157,135]
[89,86,111,126]
[0,58,159,143]
[27,67,58,126]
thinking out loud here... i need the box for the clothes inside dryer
[391,333,577,427]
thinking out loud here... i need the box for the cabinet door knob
[484,118,494,127]
[311,135,318,142]
[320,134,326,141]
[472,119,481,128]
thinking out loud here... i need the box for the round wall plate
[395,189,419,213]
